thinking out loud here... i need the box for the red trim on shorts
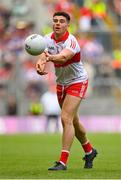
[57,80,88,104]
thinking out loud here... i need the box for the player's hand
[36,59,48,75]
[44,51,52,62]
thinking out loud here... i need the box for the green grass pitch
[0,133,121,179]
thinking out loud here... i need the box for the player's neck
[54,31,67,40]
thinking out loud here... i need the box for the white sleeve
[65,36,80,54]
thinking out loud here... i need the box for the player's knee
[61,113,73,127]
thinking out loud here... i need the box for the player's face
[53,16,69,36]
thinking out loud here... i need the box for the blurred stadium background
[0,0,121,134]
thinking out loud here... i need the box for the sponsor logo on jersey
[48,46,55,50]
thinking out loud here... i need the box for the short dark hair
[53,11,70,22]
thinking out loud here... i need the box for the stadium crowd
[0,0,121,116]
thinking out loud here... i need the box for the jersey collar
[51,31,69,43]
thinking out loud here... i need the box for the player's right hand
[36,58,48,75]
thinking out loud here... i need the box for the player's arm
[36,52,48,75]
[45,48,74,64]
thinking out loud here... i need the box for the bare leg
[73,115,98,169]
[73,114,88,144]
[61,94,81,151]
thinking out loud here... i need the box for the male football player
[36,11,97,170]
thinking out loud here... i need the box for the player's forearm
[38,52,47,62]
[47,49,74,64]
[36,52,48,75]
[48,53,67,64]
